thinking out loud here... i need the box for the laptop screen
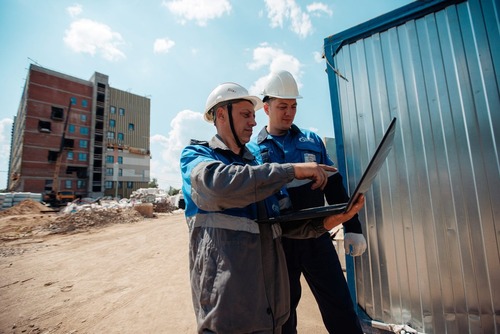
[343,117,397,212]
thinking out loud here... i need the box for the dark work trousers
[281,233,363,334]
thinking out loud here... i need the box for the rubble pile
[48,207,144,234]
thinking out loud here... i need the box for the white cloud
[247,44,302,95]
[149,110,213,189]
[64,18,126,61]
[264,0,313,38]
[154,38,176,54]
[162,0,231,26]
[306,3,333,17]
[66,4,83,18]
[0,118,14,190]
[313,51,323,63]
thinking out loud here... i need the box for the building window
[110,106,116,114]
[128,123,135,131]
[97,107,104,117]
[105,181,113,189]
[127,181,133,189]
[117,133,124,141]
[51,106,64,120]
[106,155,114,163]
[63,138,74,149]
[118,181,123,189]
[67,151,74,160]
[38,121,51,133]
[107,131,115,139]
[118,156,123,164]
[118,168,123,177]
[80,114,87,122]
[119,108,125,116]
[48,151,58,162]
[78,153,87,161]
[106,168,113,176]
[82,99,88,108]
[77,180,86,189]
[65,180,72,189]
[79,140,88,148]
[109,119,115,128]
[80,127,89,135]
[70,97,77,105]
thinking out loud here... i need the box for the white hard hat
[204,82,263,122]
[262,70,302,100]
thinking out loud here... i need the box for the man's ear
[263,103,270,116]
[216,107,225,122]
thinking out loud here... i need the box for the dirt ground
[0,201,327,333]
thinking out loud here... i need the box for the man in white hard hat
[252,70,366,333]
[180,82,365,333]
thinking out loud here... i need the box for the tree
[168,186,180,196]
[147,178,159,188]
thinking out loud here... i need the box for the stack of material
[0,198,51,216]
[0,193,43,211]
[130,188,169,203]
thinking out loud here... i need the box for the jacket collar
[209,134,255,161]
[255,124,301,144]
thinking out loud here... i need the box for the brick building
[8,64,151,199]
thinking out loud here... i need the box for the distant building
[8,64,151,199]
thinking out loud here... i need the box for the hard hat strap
[227,103,244,150]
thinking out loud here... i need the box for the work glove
[344,233,367,256]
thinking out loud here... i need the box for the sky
[0,0,413,191]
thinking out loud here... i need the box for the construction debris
[0,187,186,241]
[47,206,144,234]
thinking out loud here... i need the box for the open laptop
[257,117,397,223]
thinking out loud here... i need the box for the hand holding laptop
[323,194,365,230]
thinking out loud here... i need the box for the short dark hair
[263,96,274,103]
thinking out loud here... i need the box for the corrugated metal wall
[324,0,499,333]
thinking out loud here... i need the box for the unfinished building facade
[8,64,151,199]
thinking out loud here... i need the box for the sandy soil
[0,206,327,333]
